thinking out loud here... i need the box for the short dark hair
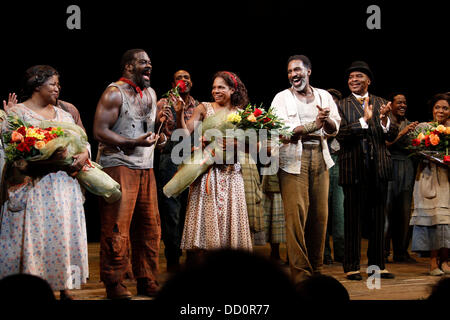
[428,93,450,113]
[120,49,145,73]
[296,274,349,303]
[428,277,450,301]
[388,92,407,103]
[21,65,59,101]
[287,55,312,70]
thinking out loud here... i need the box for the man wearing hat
[336,61,398,280]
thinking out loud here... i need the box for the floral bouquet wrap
[162,104,290,198]
[408,122,450,167]
[1,111,121,203]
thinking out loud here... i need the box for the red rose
[17,126,26,136]
[24,136,37,146]
[411,139,421,147]
[253,108,263,117]
[424,136,431,147]
[444,155,450,163]
[176,80,187,93]
[16,142,30,153]
[263,117,271,123]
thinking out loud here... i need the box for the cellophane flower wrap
[1,111,121,203]
[408,122,450,166]
[163,104,290,198]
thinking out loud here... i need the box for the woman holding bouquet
[410,93,450,276]
[0,65,90,299]
[173,71,253,257]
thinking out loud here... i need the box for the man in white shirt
[336,61,397,281]
[271,55,341,284]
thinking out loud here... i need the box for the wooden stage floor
[60,240,447,301]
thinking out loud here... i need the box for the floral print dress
[180,103,252,251]
[0,104,89,291]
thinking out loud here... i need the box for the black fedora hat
[346,61,373,81]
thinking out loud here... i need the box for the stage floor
[60,241,447,300]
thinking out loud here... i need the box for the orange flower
[247,114,257,122]
[429,133,440,146]
[417,132,426,141]
[446,126,450,135]
[11,131,24,143]
[34,141,46,149]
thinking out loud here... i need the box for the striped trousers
[342,181,388,273]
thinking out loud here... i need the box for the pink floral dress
[180,103,252,250]
[0,104,89,291]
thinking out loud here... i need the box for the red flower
[253,108,263,117]
[17,126,26,136]
[263,117,271,123]
[411,139,421,147]
[16,142,31,153]
[24,136,37,146]
[176,80,187,93]
[444,155,450,163]
[424,136,431,147]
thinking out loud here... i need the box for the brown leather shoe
[106,282,132,300]
[136,278,159,297]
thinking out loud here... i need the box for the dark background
[0,0,448,241]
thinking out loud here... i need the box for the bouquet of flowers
[408,122,450,165]
[162,103,290,198]
[1,113,122,203]
[226,104,291,134]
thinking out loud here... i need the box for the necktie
[358,97,366,109]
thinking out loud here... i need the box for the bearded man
[93,49,170,299]
[271,55,341,284]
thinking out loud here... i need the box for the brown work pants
[278,145,329,284]
[99,166,161,285]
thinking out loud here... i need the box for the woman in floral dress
[174,71,253,256]
[0,65,90,299]
[410,93,450,276]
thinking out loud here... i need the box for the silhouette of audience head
[0,274,55,302]
[295,274,350,303]
[428,277,450,301]
[156,249,297,316]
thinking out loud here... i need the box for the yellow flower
[26,128,45,140]
[247,114,257,122]
[436,125,445,133]
[226,112,241,124]
[417,132,426,141]
[34,141,46,149]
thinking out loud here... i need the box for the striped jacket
[336,94,398,185]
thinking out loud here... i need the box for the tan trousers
[99,166,161,285]
[278,145,329,284]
